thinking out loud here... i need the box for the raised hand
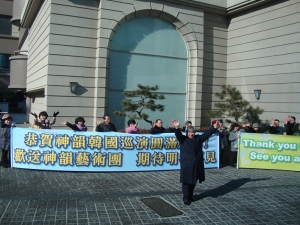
[271,118,275,126]
[61,121,67,125]
[173,120,180,128]
[53,112,59,117]
[2,114,10,120]
[96,119,101,125]
[31,112,38,118]
[213,121,220,129]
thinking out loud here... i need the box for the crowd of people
[225,116,300,167]
[25,110,300,138]
[0,110,299,206]
[26,111,196,134]
[238,116,300,136]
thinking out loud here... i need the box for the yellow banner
[238,133,300,171]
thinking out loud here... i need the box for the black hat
[185,120,192,124]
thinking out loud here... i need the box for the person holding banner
[212,119,228,164]
[0,114,15,168]
[229,123,240,167]
[173,120,219,205]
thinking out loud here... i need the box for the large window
[0,16,12,35]
[108,17,188,129]
[0,54,10,74]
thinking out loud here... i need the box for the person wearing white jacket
[229,123,240,167]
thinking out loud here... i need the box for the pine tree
[114,84,165,126]
[207,85,264,123]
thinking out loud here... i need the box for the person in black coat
[284,116,299,135]
[96,115,117,132]
[173,120,219,205]
[266,119,283,135]
[0,114,15,168]
[150,119,166,134]
[150,119,179,133]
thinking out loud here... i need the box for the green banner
[238,133,300,171]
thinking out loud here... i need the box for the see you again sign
[11,128,220,172]
[238,133,300,171]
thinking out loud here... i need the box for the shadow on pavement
[194,177,270,201]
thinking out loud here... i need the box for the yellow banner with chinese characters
[238,133,300,171]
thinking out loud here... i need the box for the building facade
[0,0,18,110]
[0,0,28,120]
[15,0,300,130]
[0,0,19,84]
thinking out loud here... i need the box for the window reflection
[108,17,188,129]
[0,16,12,35]
[0,54,10,74]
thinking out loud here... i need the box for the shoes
[183,199,191,205]
[5,164,10,168]
[189,197,196,202]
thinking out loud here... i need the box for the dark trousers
[220,148,224,164]
[182,183,196,201]
[1,150,10,166]
[230,151,237,166]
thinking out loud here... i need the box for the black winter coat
[175,127,217,184]
[0,124,14,151]
[284,122,300,135]
[150,126,166,134]
[96,122,117,132]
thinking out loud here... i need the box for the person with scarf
[150,119,166,134]
[61,117,87,131]
[31,111,59,129]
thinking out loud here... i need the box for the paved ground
[0,163,300,225]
